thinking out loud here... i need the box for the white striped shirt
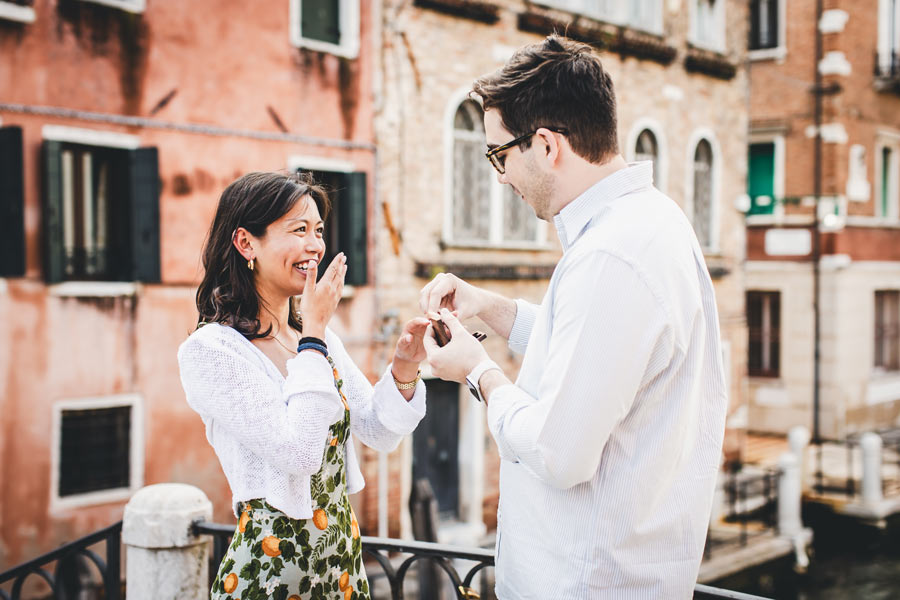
[487,162,727,599]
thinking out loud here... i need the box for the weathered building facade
[374,0,751,544]
[745,0,900,438]
[0,0,383,569]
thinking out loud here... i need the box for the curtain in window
[693,139,713,248]
[452,101,492,243]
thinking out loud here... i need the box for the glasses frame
[485,128,568,174]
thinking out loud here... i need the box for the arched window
[692,139,714,248]
[634,129,659,186]
[449,99,541,246]
[452,100,492,242]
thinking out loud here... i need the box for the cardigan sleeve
[177,326,345,476]
[326,329,426,453]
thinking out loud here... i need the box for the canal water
[711,507,900,599]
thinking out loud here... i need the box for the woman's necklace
[270,332,299,355]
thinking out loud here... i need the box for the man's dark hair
[472,34,618,163]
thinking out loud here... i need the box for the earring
[247,258,255,271]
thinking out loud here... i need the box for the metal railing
[192,520,771,599]
[875,50,900,79]
[0,521,121,600]
[705,466,781,557]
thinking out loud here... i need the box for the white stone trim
[289,0,360,59]
[42,125,140,149]
[845,216,900,228]
[287,155,356,173]
[441,89,548,250]
[0,1,35,23]
[746,260,812,272]
[50,394,145,513]
[867,373,900,404]
[625,117,668,193]
[48,281,139,297]
[685,128,722,254]
[819,9,849,33]
[804,123,848,144]
[749,0,787,62]
[818,51,852,76]
[878,0,900,71]
[79,0,145,13]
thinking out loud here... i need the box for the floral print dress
[211,358,370,600]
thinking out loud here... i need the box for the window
[448,99,541,247]
[0,1,36,23]
[634,129,659,184]
[290,0,359,58]
[42,138,160,283]
[876,142,899,219]
[747,291,780,377]
[0,126,25,277]
[51,395,143,509]
[692,138,714,248]
[748,142,775,215]
[691,0,726,51]
[295,168,368,286]
[878,0,900,75]
[749,0,781,52]
[876,291,900,372]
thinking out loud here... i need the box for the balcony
[874,51,900,94]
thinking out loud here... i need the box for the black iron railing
[875,50,900,79]
[0,521,121,600]
[192,520,771,599]
[705,466,780,558]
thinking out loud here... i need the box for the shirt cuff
[508,299,538,355]
[372,366,426,435]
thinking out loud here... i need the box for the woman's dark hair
[195,171,331,340]
[472,34,618,163]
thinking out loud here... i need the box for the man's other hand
[419,273,485,321]
[423,308,489,383]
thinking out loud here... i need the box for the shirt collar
[553,161,654,251]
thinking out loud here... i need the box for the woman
[178,171,428,600]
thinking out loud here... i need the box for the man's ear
[232,227,255,261]
[535,127,562,168]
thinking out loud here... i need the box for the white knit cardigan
[177,322,426,519]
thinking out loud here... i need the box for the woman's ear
[232,227,255,261]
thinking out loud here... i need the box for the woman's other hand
[299,252,346,339]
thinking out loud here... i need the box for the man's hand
[419,273,486,321]
[423,309,489,384]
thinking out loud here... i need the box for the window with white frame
[875,290,900,372]
[878,0,900,74]
[52,395,143,508]
[747,291,780,377]
[449,100,541,246]
[749,0,782,53]
[876,140,899,219]
[634,129,660,185]
[290,0,359,58]
[691,0,726,51]
[692,138,715,249]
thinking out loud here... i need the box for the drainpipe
[812,0,824,491]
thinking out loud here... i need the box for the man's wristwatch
[466,359,501,403]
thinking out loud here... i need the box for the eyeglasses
[485,128,568,174]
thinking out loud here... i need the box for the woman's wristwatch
[393,369,421,390]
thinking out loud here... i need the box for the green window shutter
[882,147,891,217]
[42,140,65,283]
[301,0,341,45]
[0,126,25,277]
[127,147,161,282]
[747,142,775,215]
[339,172,368,287]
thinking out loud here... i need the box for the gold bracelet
[393,369,421,390]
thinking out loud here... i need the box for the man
[421,35,727,598]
